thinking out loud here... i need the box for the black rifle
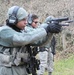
[26,45,40,75]
[47,17,74,26]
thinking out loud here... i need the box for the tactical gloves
[45,23,62,33]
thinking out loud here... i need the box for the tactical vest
[0,26,29,67]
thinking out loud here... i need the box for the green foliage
[44,55,74,75]
[52,55,74,75]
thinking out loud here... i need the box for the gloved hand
[45,23,62,33]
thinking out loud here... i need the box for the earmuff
[7,6,20,25]
[28,14,33,25]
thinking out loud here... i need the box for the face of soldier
[16,18,27,30]
[31,18,39,28]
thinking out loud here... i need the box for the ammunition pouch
[14,52,29,66]
[0,53,12,63]
[0,53,13,67]
[0,46,29,67]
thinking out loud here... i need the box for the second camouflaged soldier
[26,14,59,75]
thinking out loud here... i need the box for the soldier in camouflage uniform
[0,6,61,75]
[37,16,56,75]
[26,14,57,75]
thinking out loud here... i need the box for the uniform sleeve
[39,23,48,28]
[30,23,53,47]
[12,28,47,46]
[30,33,53,47]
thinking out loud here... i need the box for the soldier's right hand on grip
[45,23,62,33]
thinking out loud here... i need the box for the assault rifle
[46,17,74,26]
[26,45,40,75]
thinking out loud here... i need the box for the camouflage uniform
[0,6,48,75]
[37,16,56,75]
[0,25,48,75]
[25,23,53,75]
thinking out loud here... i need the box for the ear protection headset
[28,14,33,25]
[7,6,20,25]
